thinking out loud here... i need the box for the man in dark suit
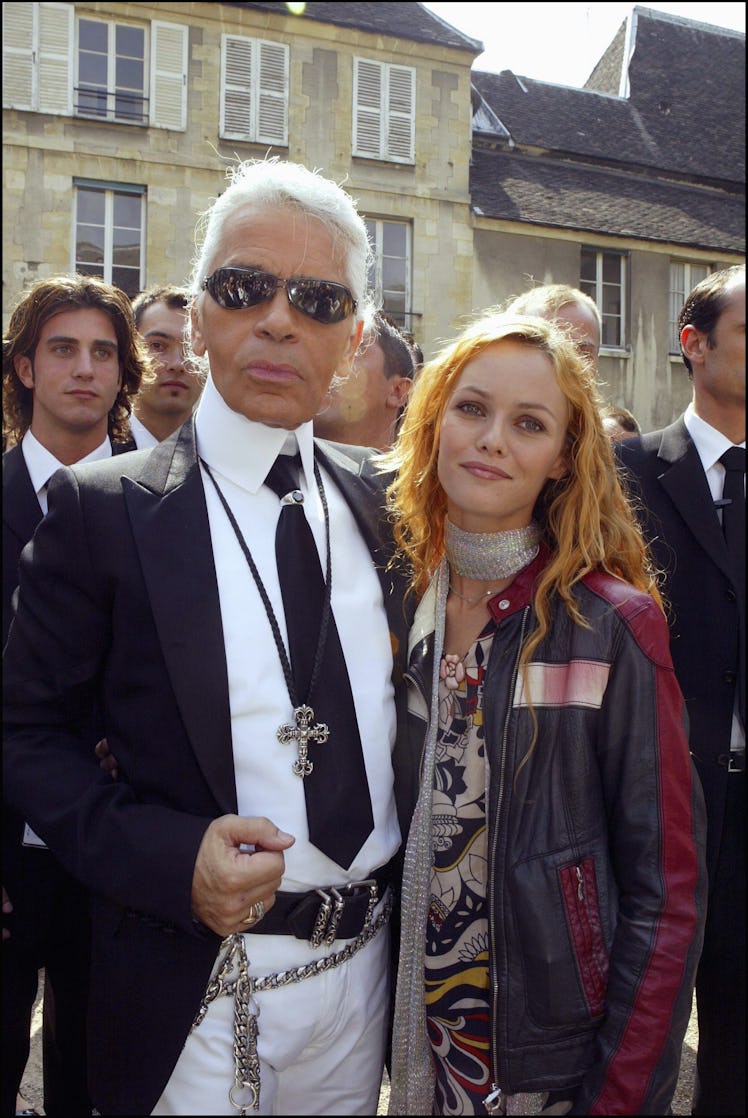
[3,160,414,1116]
[128,285,205,449]
[2,273,148,1117]
[616,264,745,1115]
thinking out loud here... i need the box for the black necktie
[720,446,745,722]
[265,453,374,868]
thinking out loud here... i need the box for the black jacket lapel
[122,421,237,813]
[315,441,410,683]
[656,420,733,583]
[2,445,42,550]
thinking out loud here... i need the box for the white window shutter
[386,65,414,163]
[353,58,384,158]
[257,39,288,146]
[38,2,72,115]
[150,20,187,131]
[2,2,36,110]
[221,34,254,139]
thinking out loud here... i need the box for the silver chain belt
[191,887,393,1114]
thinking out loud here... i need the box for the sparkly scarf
[389,560,446,1115]
[445,519,541,582]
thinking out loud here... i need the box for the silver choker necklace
[445,519,541,582]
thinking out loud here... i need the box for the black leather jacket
[402,551,707,1114]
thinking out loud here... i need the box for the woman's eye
[456,401,483,416]
[518,416,544,433]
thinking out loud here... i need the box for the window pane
[113,226,139,248]
[382,291,406,318]
[382,257,405,292]
[77,188,106,224]
[602,254,621,284]
[601,287,620,318]
[115,92,144,120]
[112,267,140,298]
[113,241,140,267]
[382,222,406,256]
[116,25,144,59]
[116,58,144,90]
[78,89,108,116]
[79,53,108,86]
[601,318,619,347]
[670,262,685,299]
[79,19,107,52]
[113,193,141,228]
[77,261,105,280]
[580,249,596,283]
[76,226,105,265]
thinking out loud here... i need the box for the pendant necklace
[200,456,332,778]
[448,581,504,605]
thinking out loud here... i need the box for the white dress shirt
[21,428,113,514]
[194,373,400,890]
[128,412,159,449]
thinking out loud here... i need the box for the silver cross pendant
[277,704,329,777]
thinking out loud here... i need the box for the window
[365,219,413,330]
[353,59,415,163]
[77,17,146,122]
[74,182,144,298]
[669,261,710,353]
[580,248,627,348]
[2,4,186,129]
[220,35,288,146]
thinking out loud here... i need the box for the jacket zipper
[488,605,530,1109]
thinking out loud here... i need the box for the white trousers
[152,916,390,1116]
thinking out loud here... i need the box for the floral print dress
[426,628,495,1115]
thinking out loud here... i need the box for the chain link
[191,890,393,1113]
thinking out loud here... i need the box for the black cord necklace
[200,456,333,776]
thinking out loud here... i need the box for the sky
[421,2,746,87]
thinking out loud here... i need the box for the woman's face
[437,339,569,534]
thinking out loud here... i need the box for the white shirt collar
[22,428,113,503]
[194,372,317,492]
[684,402,746,475]
[128,412,159,450]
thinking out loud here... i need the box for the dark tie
[720,446,745,722]
[265,453,374,868]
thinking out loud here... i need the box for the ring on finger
[241,899,266,928]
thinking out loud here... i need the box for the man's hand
[95,737,118,780]
[191,815,295,937]
[3,885,12,941]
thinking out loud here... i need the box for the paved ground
[20,976,698,1115]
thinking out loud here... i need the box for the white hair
[190,158,375,329]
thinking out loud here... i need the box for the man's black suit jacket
[616,416,742,880]
[2,438,134,1112]
[3,419,416,1116]
[2,439,136,938]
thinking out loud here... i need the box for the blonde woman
[381,313,706,1115]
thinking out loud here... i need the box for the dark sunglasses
[202,266,357,325]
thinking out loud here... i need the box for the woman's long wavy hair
[379,312,663,699]
[3,274,152,448]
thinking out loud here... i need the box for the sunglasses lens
[207,269,275,309]
[288,279,355,324]
[204,269,356,324]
